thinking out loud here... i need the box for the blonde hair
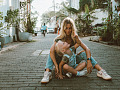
[57,17,77,43]
[55,41,64,56]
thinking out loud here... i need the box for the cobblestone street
[0,33,120,90]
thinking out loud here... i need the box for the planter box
[19,32,32,41]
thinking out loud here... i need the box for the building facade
[0,0,20,44]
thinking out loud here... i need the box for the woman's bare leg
[46,68,50,71]
[94,64,102,71]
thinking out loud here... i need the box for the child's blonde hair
[55,41,64,56]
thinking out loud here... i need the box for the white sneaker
[78,70,88,76]
[97,69,112,80]
[66,72,72,78]
[41,71,52,84]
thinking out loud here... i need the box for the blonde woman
[41,17,112,84]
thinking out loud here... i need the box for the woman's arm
[74,35,93,73]
[50,42,59,73]
[74,35,91,58]
[58,61,65,79]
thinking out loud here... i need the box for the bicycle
[41,30,46,37]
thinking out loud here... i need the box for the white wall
[92,9,108,25]
[111,0,120,18]
[11,0,20,36]
[0,0,10,36]
[111,0,119,13]
[0,0,20,37]
[48,16,56,28]
[71,0,79,10]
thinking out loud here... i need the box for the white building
[67,0,80,19]
[111,0,120,17]
[67,0,79,10]
[0,0,20,44]
[91,9,108,25]
[67,0,119,25]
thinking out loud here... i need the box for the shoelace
[44,72,49,78]
[102,70,108,76]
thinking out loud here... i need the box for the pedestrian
[41,23,47,36]
[41,17,112,84]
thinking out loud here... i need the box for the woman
[41,17,112,84]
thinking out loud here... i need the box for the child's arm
[58,61,65,79]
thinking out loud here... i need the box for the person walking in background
[41,23,47,37]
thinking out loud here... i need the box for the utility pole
[53,0,56,20]
[53,0,57,33]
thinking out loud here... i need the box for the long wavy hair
[58,17,77,43]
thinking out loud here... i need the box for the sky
[31,0,67,27]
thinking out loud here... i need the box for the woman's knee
[63,64,69,70]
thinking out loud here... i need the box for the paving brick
[1,88,18,90]
[18,87,35,90]
[36,87,53,90]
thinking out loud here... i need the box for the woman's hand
[87,60,93,74]
[57,74,65,79]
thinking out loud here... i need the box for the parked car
[47,27,54,34]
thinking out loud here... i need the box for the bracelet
[87,58,91,60]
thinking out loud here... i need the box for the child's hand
[58,74,65,79]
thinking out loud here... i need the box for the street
[0,33,120,90]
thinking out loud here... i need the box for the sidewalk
[0,42,26,54]
[81,36,120,50]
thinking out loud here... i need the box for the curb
[81,36,120,50]
[0,42,27,54]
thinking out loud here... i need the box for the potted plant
[19,13,37,41]
[19,0,38,41]
[5,9,20,41]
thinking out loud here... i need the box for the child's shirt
[62,46,77,68]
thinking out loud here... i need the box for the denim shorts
[76,52,97,68]
[45,52,97,70]
[45,53,62,70]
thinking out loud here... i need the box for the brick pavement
[0,33,120,90]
